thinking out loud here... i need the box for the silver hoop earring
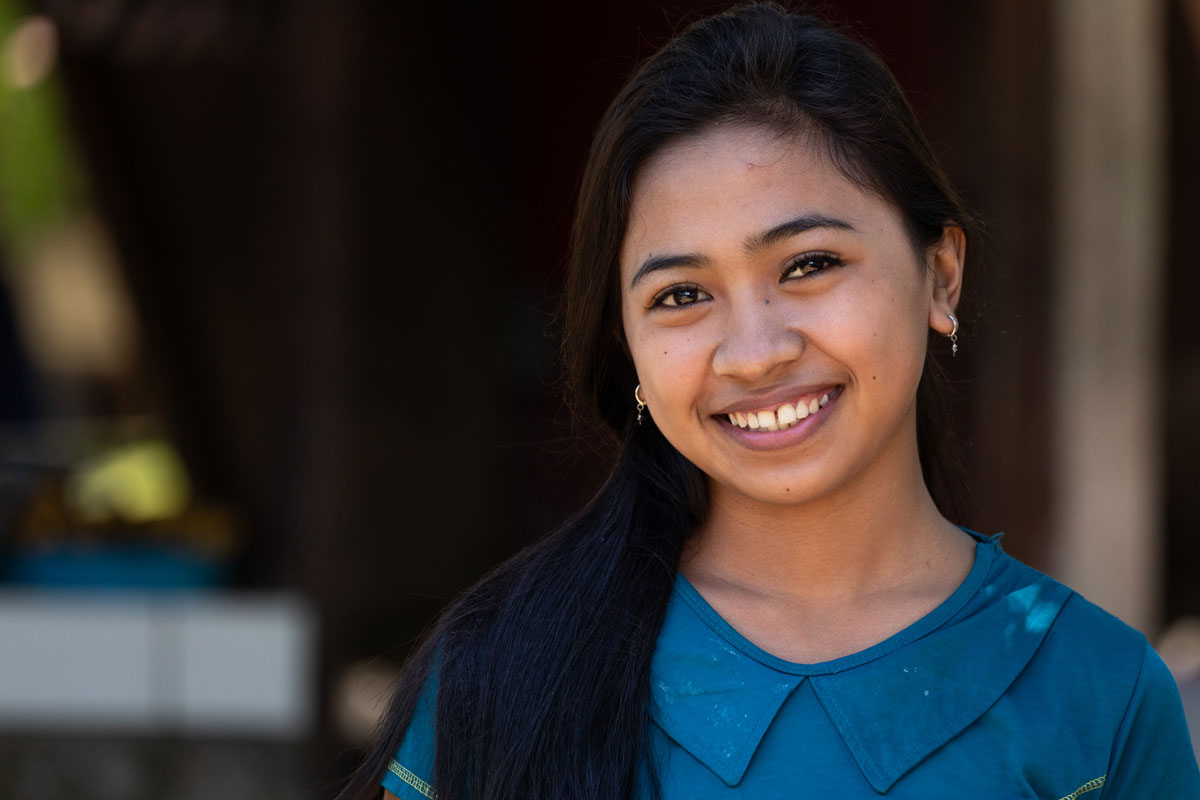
[634,384,647,425]
[947,313,959,356]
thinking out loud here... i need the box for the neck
[683,438,967,606]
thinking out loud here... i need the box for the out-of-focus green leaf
[0,1,87,251]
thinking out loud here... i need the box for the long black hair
[338,4,975,799]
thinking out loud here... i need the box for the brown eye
[783,252,842,280]
[653,284,712,308]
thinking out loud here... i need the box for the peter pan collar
[648,538,1073,792]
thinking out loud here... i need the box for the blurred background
[0,0,1196,797]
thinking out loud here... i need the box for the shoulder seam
[1057,774,1106,800]
[388,759,437,799]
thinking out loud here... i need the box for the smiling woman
[618,129,977,667]
[621,129,958,516]
[339,4,1199,799]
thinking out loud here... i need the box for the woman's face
[619,125,963,510]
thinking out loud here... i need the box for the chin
[707,470,846,510]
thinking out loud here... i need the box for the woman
[340,4,1200,798]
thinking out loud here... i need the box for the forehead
[620,126,891,274]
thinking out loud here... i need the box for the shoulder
[379,667,441,800]
[984,543,1144,653]
[991,548,1196,749]
[1043,578,1147,675]
[993,548,1149,704]
[947,542,1154,741]
[983,548,1199,789]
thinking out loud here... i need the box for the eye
[650,284,712,308]
[783,251,843,280]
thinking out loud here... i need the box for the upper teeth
[727,393,831,431]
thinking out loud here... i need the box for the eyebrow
[744,213,855,253]
[628,213,856,290]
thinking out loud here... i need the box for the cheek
[818,273,929,373]
[628,328,709,407]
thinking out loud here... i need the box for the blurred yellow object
[67,439,192,524]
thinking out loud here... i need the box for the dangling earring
[947,313,959,356]
[634,384,647,425]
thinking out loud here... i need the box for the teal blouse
[382,535,1200,798]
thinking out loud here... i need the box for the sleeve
[380,671,439,800]
[1101,641,1200,798]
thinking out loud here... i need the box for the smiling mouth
[722,387,840,432]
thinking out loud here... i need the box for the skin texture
[619,126,973,663]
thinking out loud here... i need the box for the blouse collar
[648,537,1072,791]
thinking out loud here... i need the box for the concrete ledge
[0,591,315,738]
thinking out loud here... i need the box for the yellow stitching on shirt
[387,759,436,799]
[1057,774,1106,800]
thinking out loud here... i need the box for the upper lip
[712,382,841,416]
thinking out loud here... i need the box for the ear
[927,225,965,336]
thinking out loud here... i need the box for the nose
[711,300,805,381]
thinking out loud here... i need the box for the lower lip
[717,388,841,451]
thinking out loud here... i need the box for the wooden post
[1050,0,1167,633]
